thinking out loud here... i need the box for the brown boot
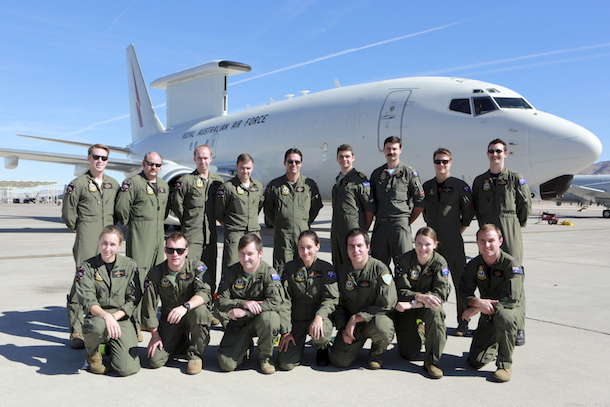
[187,359,202,375]
[424,360,443,379]
[87,351,107,374]
[493,367,512,382]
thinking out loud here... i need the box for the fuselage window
[473,96,498,116]
[450,99,471,114]
[494,97,533,109]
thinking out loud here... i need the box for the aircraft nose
[528,112,602,184]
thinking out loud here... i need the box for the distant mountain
[577,161,610,175]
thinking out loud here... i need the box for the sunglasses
[434,159,450,165]
[146,161,162,168]
[90,154,108,161]
[488,149,505,154]
[165,247,186,255]
[286,160,301,165]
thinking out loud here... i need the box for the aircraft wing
[0,147,142,173]
[569,184,609,201]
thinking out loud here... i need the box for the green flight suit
[214,176,264,272]
[62,171,119,335]
[170,170,224,289]
[472,167,531,264]
[422,176,475,325]
[75,254,141,376]
[330,257,397,368]
[277,258,339,370]
[215,261,283,371]
[370,162,425,266]
[115,172,169,326]
[460,250,525,369]
[264,174,323,271]
[393,250,450,366]
[142,259,213,366]
[331,168,376,270]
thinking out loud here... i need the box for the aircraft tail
[126,44,165,143]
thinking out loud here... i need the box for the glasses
[165,247,186,255]
[90,154,108,161]
[286,160,301,165]
[488,149,504,155]
[434,159,450,165]
[146,161,162,168]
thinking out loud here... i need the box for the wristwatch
[183,302,191,312]
[411,299,418,308]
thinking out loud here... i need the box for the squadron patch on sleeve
[143,276,151,291]
[271,273,281,281]
[121,180,132,192]
[381,273,393,285]
[512,266,523,275]
[196,264,208,273]
[519,178,528,185]
[76,266,85,280]
[442,267,449,276]
[464,185,471,192]
[362,181,370,187]
[327,270,337,279]
[174,179,183,190]
[217,185,226,198]
[65,182,76,194]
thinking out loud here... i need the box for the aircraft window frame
[472,96,499,116]
[449,98,472,115]
[494,97,533,109]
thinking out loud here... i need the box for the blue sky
[1,0,609,187]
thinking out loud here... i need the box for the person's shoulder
[371,164,386,176]
[210,172,224,183]
[267,175,285,187]
[304,176,319,188]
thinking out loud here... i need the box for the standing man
[264,148,323,271]
[370,136,425,266]
[116,151,170,337]
[331,144,375,270]
[215,234,283,374]
[460,224,525,383]
[472,139,531,345]
[330,228,397,370]
[215,153,264,273]
[171,144,224,290]
[422,148,475,336]
[62,143,119,348]
[142,232,213,375]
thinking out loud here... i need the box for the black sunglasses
[488,149,504,154]
[146,160,162,168]
[165,247,186,255]
[286,159,301,165]
[434,159,449,165]
[91,154,108,161]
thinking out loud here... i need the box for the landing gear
[603,209,610,218]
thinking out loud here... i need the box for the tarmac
[0,201,609,406]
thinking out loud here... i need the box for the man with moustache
[370,136,425,266]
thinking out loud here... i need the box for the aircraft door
[378,90,412,150]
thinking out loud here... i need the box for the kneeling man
[216,233,283,374]
[330,228,397,370]
[460,224,525,382]
[142,232,213,375]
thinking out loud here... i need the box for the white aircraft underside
[1,45,602,203]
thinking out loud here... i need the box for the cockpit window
[473,96,498,116]
[494,97,533,109]
[449,99,471,114]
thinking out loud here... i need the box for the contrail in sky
[419,42,610,76]
[231,21,464,86]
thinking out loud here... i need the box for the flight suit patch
[76,266,85,280]
[249,185,259,192]
[95,271,104,281]
[103,182,113,189]
[217,186,226,198]
[308,271,321,278]
[174,179,183,190]
[442,186,453,193]
[362,181,370,187]
[281,185,290,195]
[146,185,154,195]
[413,171,419,178]
[410,268,420,280]
[327,271,337,279]
[359,280,370,288]
[464,186,471,192]
[112,270,125,278]
[296,186,305,193]
[196,264,207,273]
[161,277,171,287]
[425,269,433,276]
[178,272,191,280]
[442,267,449,276]
[512,266,523,275]
[237,186,245,195]
[477,265,487,280]
[121,180,132,191]
[345,279,355,291]
[379,171,388,181]
[295,270,306,282]
[340,179,349,186]
[271,273,281,281]
[159,187,166,193]
[428,188,435,196]
[65,182,76,194]
[498,179,508,186]
[196,178,204,188]
[88,181,97,192]
[519,178,527,185]
[234,278,245,289]
[381,273,392,285]
[143,277,151,290]
[483,181,491,191]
